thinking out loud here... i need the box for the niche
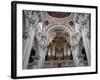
[82,47,87,61]
[28,49,36,63]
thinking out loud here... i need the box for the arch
[46,24,72,35]
[46,24,73,46]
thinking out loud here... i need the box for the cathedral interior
[22,10,91,69]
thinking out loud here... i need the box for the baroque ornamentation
[35,31,48,49]
[24,11,39,24]
[23,11,45,41]
[71,32,81,50]
[71,13,90,49]
[75,13,90,32]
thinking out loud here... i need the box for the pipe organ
[45,36,73,61]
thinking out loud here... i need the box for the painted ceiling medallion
[47,12,71,18]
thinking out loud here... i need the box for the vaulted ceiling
[42,11,75,32]
[42,11,75,44]
[47,12,71,18]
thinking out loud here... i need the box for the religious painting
[11,1,97,79]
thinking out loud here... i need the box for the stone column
[71,45,80,66]
[36,32,48,68]
[37,46,47,68]
[74,13,90,66]
[82,28,91,66]
[52,45,55,56]
[64,44,67,56]
[67,48,71,56]
[22,38,29,61]
[22,27,35,69]
[48,47,51,56]
[70,32,81,66]
[22,11,39,69]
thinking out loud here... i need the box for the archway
[44,25,74,68]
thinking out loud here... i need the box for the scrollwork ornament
[75,13,89,32]
[38,34,48,49]
[24,11,39,25]
[71,32,81,50]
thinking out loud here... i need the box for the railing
[44,60,75,68]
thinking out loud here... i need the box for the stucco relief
[71,13,90,48]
